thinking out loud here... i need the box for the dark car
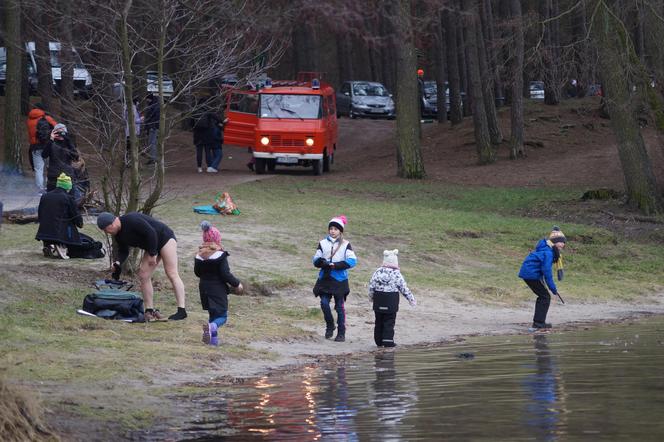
[336,81,395,119]
[420,80,439,117]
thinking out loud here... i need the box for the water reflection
[316,366,358,441]
[521,334,567,441]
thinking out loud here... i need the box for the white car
[529,81,545,100]
[146,71,173,97]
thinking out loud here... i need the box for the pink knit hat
[200,220,221,245]
[328,215,348,232]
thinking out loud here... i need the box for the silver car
[336,81,395,119]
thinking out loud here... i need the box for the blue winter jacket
[518,239,558,294]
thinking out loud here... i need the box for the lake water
[170,317,664,441]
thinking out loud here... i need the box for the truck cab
[224,73,338,175]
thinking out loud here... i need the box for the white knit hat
[328,215,347,232]
[383,249,399,268]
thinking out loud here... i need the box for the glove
[111,261,121,280]
[314,257,329,269]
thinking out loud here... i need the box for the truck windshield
[260,94,321,119]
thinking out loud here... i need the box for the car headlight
[305,137,314,147]
[260,136,270,146]
[352,100,369,109]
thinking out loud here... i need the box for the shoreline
[193,294,664,384]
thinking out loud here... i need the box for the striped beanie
[328,215,347,232]
[549,226,566,244]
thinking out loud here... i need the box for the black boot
[334,333,345,342]
[325,328,335,339]
[532,322,552,329]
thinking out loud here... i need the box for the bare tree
[508,0,525,159]
[444,6,463,124]
[3,0,23,173]
[462,0,494,164]
[393,0,426,178]
[590,0,663,214]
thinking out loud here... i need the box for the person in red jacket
[26,103,58,192]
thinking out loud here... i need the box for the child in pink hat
[312,215,357,342]
[195,221,243,345]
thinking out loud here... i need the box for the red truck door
[224,90,258,148]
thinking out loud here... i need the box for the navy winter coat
[518,239,558,294]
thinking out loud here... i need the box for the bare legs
[138,238,185,309]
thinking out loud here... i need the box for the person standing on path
[312,215,357,342]
[143,93,160,164]
[518,226,567,329]
[96,211,187,321]
[26,103,57,192]
[368,249,416,347]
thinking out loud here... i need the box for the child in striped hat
[518,226,567,330]
[312,215,357,342]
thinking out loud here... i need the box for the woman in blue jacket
[518,227,566,329]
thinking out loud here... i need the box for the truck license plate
[276,156,298,164]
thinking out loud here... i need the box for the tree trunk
[592,1,662,214]
[480,0,504,106]
[59,0,75,126]
[120,0,141,213]
[509,0,525,159]
[394,0,425,178]
[457,4,472,117]
[462,0,494,164]
[35,12,55,110]
[3,0,23,174]
[434,12,447,124]
[142,1,167,215]
[444,8,463,124]
[476,24,503,145]
[541,0,561,105]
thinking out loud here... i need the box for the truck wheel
[255,158,267,175]
[312,159,323,176]
[323,152,331,172]
[267,159,276,172]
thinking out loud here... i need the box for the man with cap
[42,123,79,191]
[518,226,567,329]
[97,211,187,321]
[36,173,82,259]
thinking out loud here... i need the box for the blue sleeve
[542,250,557,294]
[343,243,357,269]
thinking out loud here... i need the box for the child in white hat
[312,215,357,342]
[368,249,416,347]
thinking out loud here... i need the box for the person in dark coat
[194,221,243,346]
[42,124,79,192]
[35,173,83,259]
[96,211,187,322]
[518,226,567,330]
[143,93,160,163]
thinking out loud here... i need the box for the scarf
[547,239,564,281]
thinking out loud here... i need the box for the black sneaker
[532,322,552,329]
[325,328,335,339]
[334,334,345,342]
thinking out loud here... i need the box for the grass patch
[1,175,663,435]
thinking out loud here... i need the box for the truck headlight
[260,136,270,146]
[305,137,314,147]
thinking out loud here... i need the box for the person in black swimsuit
[97,211,187,321]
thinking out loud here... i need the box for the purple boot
[209,322,219,346]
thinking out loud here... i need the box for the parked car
[336,81,395,119]
[0,47,38,95]
[419,80,440,117]
[529,81,545,100]
[26,41,92,97]
[146,71,174,97]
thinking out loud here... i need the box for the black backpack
[67,232,105,259]
[36,117,53,144]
